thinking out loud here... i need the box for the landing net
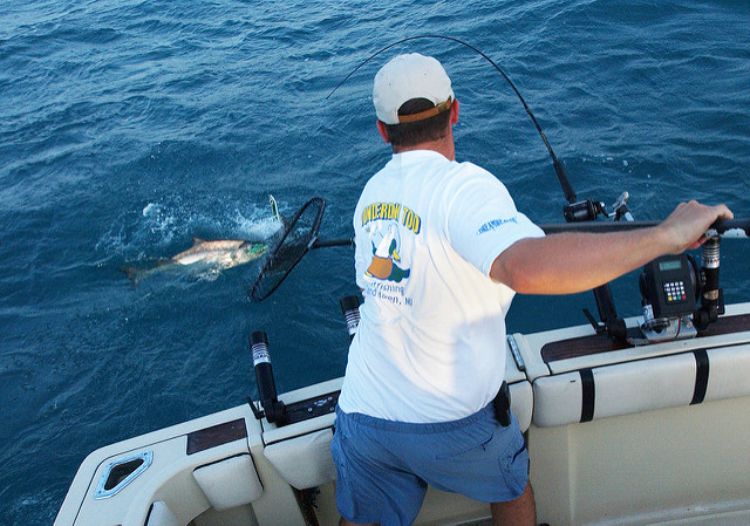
[249,197,326,302]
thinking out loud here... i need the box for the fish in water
[124,196,282,283]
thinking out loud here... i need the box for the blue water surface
[1,1,748,523]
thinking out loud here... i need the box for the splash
[233,208,284,240]
[141,202,178,244]
[99,194,286,287]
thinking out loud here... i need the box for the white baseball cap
[372,53,454,125]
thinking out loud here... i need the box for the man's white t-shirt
[338,150,544,423]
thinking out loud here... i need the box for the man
[331,53,732,526]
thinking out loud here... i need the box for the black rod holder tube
[695,237,724,331]
[250,331,285,424]
[340,295,361,341]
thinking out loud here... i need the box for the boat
[55,42,750,524]
[53,303,750,525]
[55,198,750,525]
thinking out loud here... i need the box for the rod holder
[250,331,286,424]
[340,295,361,341]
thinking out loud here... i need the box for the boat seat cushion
[192,454,263,511]
[264,428,336,490]
[532,345,750,427]
[509,380,532,432]
[705,345,750,401]
[145,501,180,526]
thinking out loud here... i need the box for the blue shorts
[330,403,529,526]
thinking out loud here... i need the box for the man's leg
[339,485,534,526]
[331,408,427,525]
[490,483,536,526]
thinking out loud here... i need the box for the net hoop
[249,197,326,301]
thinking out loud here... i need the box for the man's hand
[657,200,734,254]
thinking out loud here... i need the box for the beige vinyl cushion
[193,454,263,511]
[264,428,336,489]
[145,501,180,526]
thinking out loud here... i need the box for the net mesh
[249,197,326,301]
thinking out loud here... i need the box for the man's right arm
[490,200,733,295]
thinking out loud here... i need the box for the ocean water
[1,1,748,523]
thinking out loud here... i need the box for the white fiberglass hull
[56,302,750,526]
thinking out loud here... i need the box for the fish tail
[121,260,171,284]
[121,266,142,285]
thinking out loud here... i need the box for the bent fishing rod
[251,37,747,303]
[326,34,578,206]
[318,35,748,241]
[321,35,745,339]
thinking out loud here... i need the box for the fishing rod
[251,36,746,322]
[326,34,578,206]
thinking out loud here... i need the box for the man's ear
[450,99,460,125]
[376,120,391,143]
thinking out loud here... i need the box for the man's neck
[392,135,455,161]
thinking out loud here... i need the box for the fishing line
[249,37,749,301]
[326,34,577,204]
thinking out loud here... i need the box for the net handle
[303,217,748,253]
[251,203,747,301]
[312,238,354,249]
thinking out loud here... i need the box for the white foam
[140,203,177,243]
[233,209,283,239]
[142,203,157,217]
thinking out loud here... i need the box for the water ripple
[0,1,748,523]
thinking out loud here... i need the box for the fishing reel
[564,199,606,222]
[577,192,636,342]
[564,192,634,223]
[636,236,724,344]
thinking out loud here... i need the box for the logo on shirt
[476,216,518,235]
[362,202,421,234]
[360,201,422,284]
[365,222,411,282]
